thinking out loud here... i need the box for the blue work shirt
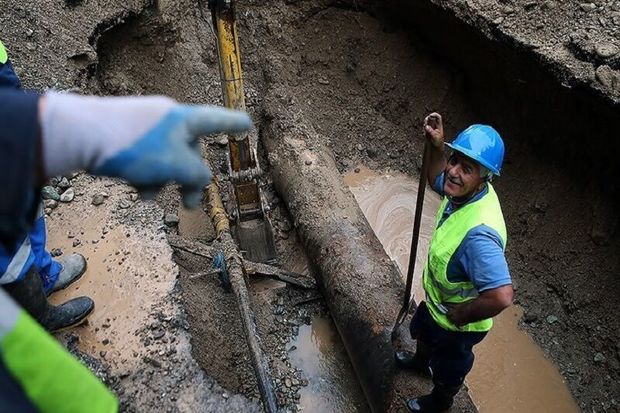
[433,173,511,292]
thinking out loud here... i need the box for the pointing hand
[41,93,252,207]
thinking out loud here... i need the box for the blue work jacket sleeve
[0,90,41,247]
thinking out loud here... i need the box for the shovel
[390,116,435,347]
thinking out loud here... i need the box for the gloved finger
[170,149,213,203]
[184,106,252,138]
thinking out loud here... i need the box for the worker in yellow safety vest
[396,113,514,413]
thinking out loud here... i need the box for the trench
[87,0,620,411]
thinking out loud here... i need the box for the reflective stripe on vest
[423,183,507,332]
[0,40,7,64]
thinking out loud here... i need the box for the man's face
[443,152,485,199]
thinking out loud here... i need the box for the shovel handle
[392,139,432,337]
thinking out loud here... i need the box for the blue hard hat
[445,124,505,176]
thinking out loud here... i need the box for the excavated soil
[1,0,619,411]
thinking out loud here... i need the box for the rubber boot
[49,253,87,294]
[395,340,432,377]
[3,267,94,333]
[406,384,461,413]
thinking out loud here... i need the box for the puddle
[343,165,440,301]
[289,317,369,413]
[345,165,580,413]
[47,195,176,371]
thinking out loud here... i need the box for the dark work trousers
[410,301,487,388]
[0,359,37,413]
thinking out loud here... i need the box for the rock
[130,193,139,202]
[59,188,75,202]
[523,310,539,323]
[216,136,228,146]
[50,248,63,257]
[594,42,619,58]
[305,159,313,165]
[92,194,105,206]
[367,147,378,158]
[57,177,71,189]
[164,213,180,226]
[580,2,596,11]
[44,199,58,210]
[152,329,165,340]
[595,65,620,93]
[317,78,329,85]
[546,315,559,324]
[143,356,162,368]
[42,186,60,201]
[72,239,81,247]
[594,352,606,363]
[284,378,292,388]
[357,143,363,151]
[119,198,132,209]
[541,0,557,9]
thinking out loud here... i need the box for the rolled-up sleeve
[455,224,512,292]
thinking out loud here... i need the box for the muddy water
[345,166,580,413]
[47,188,177,371]
[289,317,369,413]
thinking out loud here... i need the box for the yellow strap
[0,39,8,64]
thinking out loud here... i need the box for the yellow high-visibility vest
[423,184,507,332]
[0,40,8,64]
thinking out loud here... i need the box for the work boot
[3,267,94,333]
[395,341,432,377]
[48,253,87,294]
[406,384,461,413]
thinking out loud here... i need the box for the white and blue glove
[41,92,250,207]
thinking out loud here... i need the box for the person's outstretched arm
[0,90,252,244]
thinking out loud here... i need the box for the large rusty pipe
[260,86,477,412]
